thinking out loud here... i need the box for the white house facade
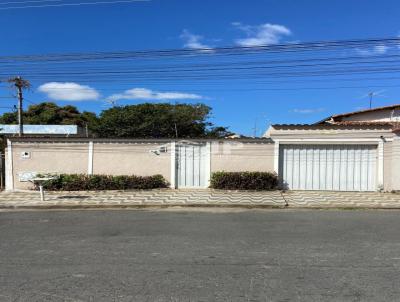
[265,104,400,192]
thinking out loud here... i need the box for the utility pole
[8,77,30,137]
[16,77,24,136]
[368,92,373,109]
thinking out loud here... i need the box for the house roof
[0,124,79,135]
[316,104,400,124]
[7,137,274,144]
[270,123,394,130]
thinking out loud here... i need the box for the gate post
[170,141,176,189]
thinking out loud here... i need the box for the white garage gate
[175,142,210,188]
[279,144,377,191]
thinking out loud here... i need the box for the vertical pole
[170,141,176,189]
[377,139,384,191]
[205,142,211,188]
[369,92,373,110]
[88,141,94,175]
[0,151,3,189]
[16,77,24,137]
[273,140,280,174]
[6,139,14,191]
[39,185,44,201]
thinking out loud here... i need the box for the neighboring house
[0,125,83,137]
[4,105,400,192]
[265,104,400,192]
[317,104,400,125]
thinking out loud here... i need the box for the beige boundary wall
[6,134,399,192]
[210,140,274,172]
[6,139,275,190]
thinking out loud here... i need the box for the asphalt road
[1,209,400,302]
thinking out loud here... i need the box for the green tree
[0,102,99,131]
[95,103,232,138]
[0,102,232,138]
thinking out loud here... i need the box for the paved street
[1,209,400,301]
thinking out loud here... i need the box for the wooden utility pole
[8,77,30,137]
[16,77,24,136]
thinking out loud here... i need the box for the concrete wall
[92,143,171,182]
[10,142,89,190]
[383,141,392,191]
[389,137,400,191]
[379,137,400,192]
[8,140,276,190]
[210,141,275,172]
[8,141,171,190]
[7,137,398,192]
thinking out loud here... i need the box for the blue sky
[1,0,400,136]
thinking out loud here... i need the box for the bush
[210,171,279,191]
[39,174,168,191]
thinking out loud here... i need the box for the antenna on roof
[360,90,386,109]
[368,92,374,109]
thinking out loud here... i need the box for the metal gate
[279,144,377,191]
[176,142,209,188]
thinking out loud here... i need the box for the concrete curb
[2,204,400,211]
[0,204,287,210]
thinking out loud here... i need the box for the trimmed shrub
[210,171,279,191]
[39,174,168,191]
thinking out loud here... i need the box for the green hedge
[39,174,168,191]
[210,171,279,191]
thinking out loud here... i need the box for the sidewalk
[0,189,399,209]
[0,189,286,209]
[283,191,400,208]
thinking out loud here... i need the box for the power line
[0,0,149,10]
[1,37,399,61]
[7,59,400,78]
[10,84,399,94]
[23,98,37,105]
[11,66,400,82]
[1,37,399,103]
[0,0,62,5]
[5,55,400,74]
[31,75,400,86]
[1,38,400,85]
[4,52,400,70]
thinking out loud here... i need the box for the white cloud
[38,82,100,101]
[180,29,213,51]
[233,22,291,47]
[356,44,390,56]
[292,108,325,114]
[108,88,204,101]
